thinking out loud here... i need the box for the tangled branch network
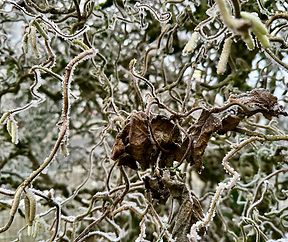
[0,0,288,241]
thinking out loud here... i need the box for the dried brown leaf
[189,110,222,171]
[151,115,181,149]
[111,89,286,171]
[111,111,154,169]
[228,88,286,118]
[143,175,170,203]
[111,136,126,160]
[171,194,205,242]
[218,89,287,134]
[127,111,151,166]
[150,115,182,167]
[218,114,242,134]
[161,171,205,242]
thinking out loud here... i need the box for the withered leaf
[150,115,181,149]
[143,175,170,204]
[144,170,205,242]
[189,110,222,171]
[228,88,287,119]
[161,170,186,199]
[218,89,287,134]
[229,88,277,108]
[150,115,183,167]
[218,114,242,134]
[110,136,126,160]
[160,171,205,242]
[127,111,151,166]
[111,89,286,171]
[171,194,205,242]
[173,137,192,163]
[111,118,131,160]
[111,118,138,169]
[111,111,154,170]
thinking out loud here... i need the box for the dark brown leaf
[171,194,205,242]
[161,171,205,242]
[151,115,181,149]
[111,136,126,160]
[111,90,286,171]
[117,153,138,170]
[143,175,170,204]
[228,88,286,119]
[218,114,242,134]
[218,89,287,134]
[111,111,154,170]
[189,110,222,171]
[150,115,183,167]
[127,111,150,164]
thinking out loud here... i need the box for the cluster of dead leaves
[144,170,206,242]
[110,88,286,242]
[111,111,185,170]
[111,88,286,171]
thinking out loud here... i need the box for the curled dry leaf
[143,175,170,204]
[127,111,152,169]
[110,89,286,241]
[171,194,205,242]
[150,115,181,149]
[150,115,182,167]
[185,89,286,171]
[111,112,183,169]
[218,114,242,134]
[228,88,287,118]
[188,110,222,171]
[219,88,287,134]
[161,170,205,242]
[111,111,152,169]
[143,170,205,242]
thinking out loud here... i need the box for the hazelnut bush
[0,0,288,241]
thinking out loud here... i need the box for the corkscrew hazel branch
[42,39,56,68]
[135,216,148,242]
[74,164,134,242]
[147,201,175,242]
[134,3,171,23]
[76,217,126,242]
[1,1,287,241]
[0,48,97,234]
[129,58,157,99]
[264,48,288,72]
[6,1,89,40]
[246,180,269,218]
[5,0,36,17]
[248,167,288,215]
[189,136,264,241]
[1,65,57,145]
